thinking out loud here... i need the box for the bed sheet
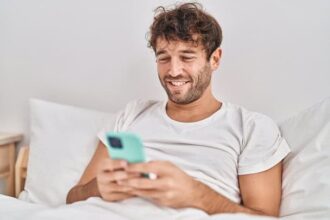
[0,195,276,220]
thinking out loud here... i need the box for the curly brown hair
[148,2,222,60]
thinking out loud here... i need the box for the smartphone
[105,131,146,163]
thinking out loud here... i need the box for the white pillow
[19,99,116,206]
[279,97,330,219]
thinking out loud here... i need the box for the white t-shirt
[98,99,291,204]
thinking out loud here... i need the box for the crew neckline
[160,100,226,127]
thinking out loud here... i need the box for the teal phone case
[105,132,146,163]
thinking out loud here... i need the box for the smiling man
[66,3,290,217]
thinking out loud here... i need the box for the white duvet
[0,195,275,220]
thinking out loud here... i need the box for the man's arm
[66,141,106,203]
[66,141,135,204]
[192,162,282,216]
[121,161,282,217]
[66,178,100,204]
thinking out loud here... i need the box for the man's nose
[168,59,183,77]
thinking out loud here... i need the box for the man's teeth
[170,81,187,86]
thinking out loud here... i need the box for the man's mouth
[166,81,189,87]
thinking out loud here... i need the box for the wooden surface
[0,133,23,145]
[0,133,23,197]
[15,146,29,197]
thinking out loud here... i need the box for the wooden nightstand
[0,133,23,197]
[15,146,29,197]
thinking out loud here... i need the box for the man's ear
[209,48,222,70]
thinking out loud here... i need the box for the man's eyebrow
[180,49,197,54]
[156,49,197,56]
[156,50,166,56]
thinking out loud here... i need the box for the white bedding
[0,195,275,220]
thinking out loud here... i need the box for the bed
[1,97,329,220]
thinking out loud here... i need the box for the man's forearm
[191,181,267,216]
[66,178,100,204]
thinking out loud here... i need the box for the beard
[159,63,212,105]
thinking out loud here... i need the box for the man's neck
[166,93,222,123]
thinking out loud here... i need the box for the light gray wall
[0,0,329,193]
[1,0,330,143]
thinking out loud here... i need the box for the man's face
[156,38,213,105]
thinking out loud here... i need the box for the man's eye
[157,57,170,63]
[182,57,194,62]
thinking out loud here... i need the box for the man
[66,3,290,217]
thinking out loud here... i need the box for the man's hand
[118,160,201,208]
[109,160,281,217]
[96,158,140,202]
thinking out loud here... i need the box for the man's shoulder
[115,99,162,131]
[224,101,276,126]
[123,99,161,115]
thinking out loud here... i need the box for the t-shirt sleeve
[97,99,158,147]
[97,110,123,147]
[238,113,291,175]
[96,100,139,147]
